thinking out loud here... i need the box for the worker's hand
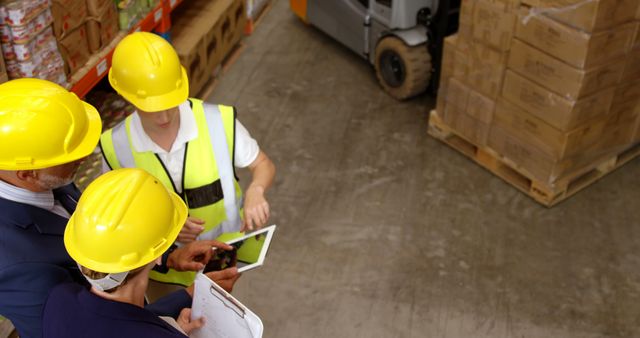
[177,308,205,335]
[205,267,241,293]
[167,240,233,271]
[242,185,270,232]
[177,217,205,243]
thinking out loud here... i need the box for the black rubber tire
[374,36,432,100]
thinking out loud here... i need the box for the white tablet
[204,225,276,273]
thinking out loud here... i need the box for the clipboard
[190,273,263,338]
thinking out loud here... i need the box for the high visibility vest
[100,99,244,286]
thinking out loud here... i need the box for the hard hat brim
[113,66,190,113]
[64,188,188,274]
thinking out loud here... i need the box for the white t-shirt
[102,101,259,193]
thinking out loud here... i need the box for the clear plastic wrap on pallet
[435,0,640,187]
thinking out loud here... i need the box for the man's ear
[15,170,37,182]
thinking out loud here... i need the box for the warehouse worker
[0,79,237,338]
[43,168,233,337]
[100,32,276,287]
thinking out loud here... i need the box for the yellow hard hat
[0,78,102,170]
[109,32,189,112]
[64,168,187,274]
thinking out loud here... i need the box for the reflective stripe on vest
[99,99,244,286]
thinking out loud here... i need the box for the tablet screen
[204,225,276,273]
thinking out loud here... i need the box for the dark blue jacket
[0,184,82,338]
[0,184,191,338]
[43,283,188,338]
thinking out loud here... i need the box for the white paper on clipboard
[190,273,263,338]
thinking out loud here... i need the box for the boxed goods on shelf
[0,0,67,86]
[1,7,52,43]
[115,0,155,31]
[1,0,49,26]
[87,0,114,16]
[51,0,88,39]
[86,0,118,52]
[57,23,90,75]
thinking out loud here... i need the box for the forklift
[290,0,460,100]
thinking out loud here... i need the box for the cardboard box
[610,96,639,118]
[440,35,457,82]
[622,48,640,82]
[51,0,87,39]
[516,14,636,69]
[472,0,519,51]
[444,103,491,146]
[86,0,113,16]
[0,51,7,84]
[493,99,606,160]
[502,70,615,130]
[436,36,457,116]
[632,104,640,143]
[508,39,625,100]
[613,80,640,105]
[458,0,473,38]
[466,89,495,124]
[57,23,90,75]
[591,107,639,153]
[488,121,614,183]
[442,78,495,146]
[521,0,639,33]
[465,41,509,99]
[450,38,471,81]
[444,77,470,108]
[450,37,508,99]
[632,21,640,50]
[86,0,118,52]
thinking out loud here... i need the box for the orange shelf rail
[70,1,178,98]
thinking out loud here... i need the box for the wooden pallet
[428,110,640,207]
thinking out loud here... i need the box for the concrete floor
[207,1,640,337]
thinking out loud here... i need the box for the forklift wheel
[374,37,431,100]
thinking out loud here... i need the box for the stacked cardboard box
[436,0,640,187]
[437,0,519,147]
[52,0,90,76]
[86,0,119,53]
[0,0,68,85]
[171,0,246,96]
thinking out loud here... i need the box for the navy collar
[0,183,80,235]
